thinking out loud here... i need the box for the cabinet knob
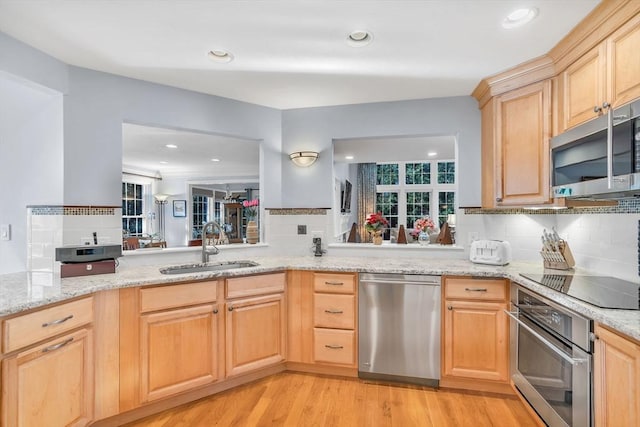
[496,197,502,202]
[602,102,610,110]
[213,309,219,314]
[594,105,602,113]
[447,305,453,311]
[228,306,234,312]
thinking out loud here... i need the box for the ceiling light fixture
[159,161,168,164]
[427,151,437,157]
[289,151,319,167]
[347,30,373,47]
[345,155,354,160]
[165,144,178,149]
[502,7,538,29]
[211,158,220,162]
[207,49,234,63]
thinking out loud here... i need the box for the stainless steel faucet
[202,221,224,262]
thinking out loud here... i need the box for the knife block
[540,240,575,270]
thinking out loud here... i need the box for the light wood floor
[124,372,539,427]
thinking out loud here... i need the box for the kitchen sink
[160,260,259,275]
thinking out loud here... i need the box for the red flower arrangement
[242,199,259,218]
[365,212,389,233]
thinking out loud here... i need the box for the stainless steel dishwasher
[358,273,441,387]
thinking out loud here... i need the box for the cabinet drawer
[226,272,286,299]
[313,273,355,294]
[3,296,94,353]
[444,278,507,301]
[140,281,218,313]
[314,328,355,366]
[314,294,355,329]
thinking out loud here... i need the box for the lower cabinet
[140,304,220,402]
[2,328,94,427]
[441,276,510,393]
[594,323,640,427]
[225,293,286,377]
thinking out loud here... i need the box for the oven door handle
[504,310,586,366]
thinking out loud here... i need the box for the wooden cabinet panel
[560,44,605,129]
[3,296,94,353]
[140,304,220,403]
[225,293,285,377]
[2,328,94,427]
[494,81,551,206]
[313,294,355,329]
[444,277,507,301]
[140,281,217,313]
[313,272,356,294]
[287,270,315,364]
[607,13,640,109]
[313,328,355,366]
[226,273,286,299]
[442,300,509,382]
[594,324,640,427]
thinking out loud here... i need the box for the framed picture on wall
[173,200,187,217]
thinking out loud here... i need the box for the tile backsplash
[27,206,121,272]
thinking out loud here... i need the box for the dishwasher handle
[359,278,440,286]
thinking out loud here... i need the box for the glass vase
[418,231,430,246]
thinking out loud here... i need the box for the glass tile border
[28,205,119,216]
[464,199,640,215]
[266,208,328,216]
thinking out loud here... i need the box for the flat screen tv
[341,180,352,213]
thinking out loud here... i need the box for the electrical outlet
[297,225,307,235]
[81,237,92,245]
[468,232,479,243]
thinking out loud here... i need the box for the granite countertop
[1,255,639,341]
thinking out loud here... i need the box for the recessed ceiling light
[211,158,220,162]
[159,161,168,164]
[207,50,234,63]
[427,151,437,157]
[347,30,373,47]
[345,155,354,160]
[502,7,538,29]
[165,144,178,149]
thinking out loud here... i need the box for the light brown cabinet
[481,80,552,208]
[1,298,95,427]
[559,13,640,131]
[441,276,510,393]
[594,323,640,427]
[287,271,358,374]
[225,273,286,377]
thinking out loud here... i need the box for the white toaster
[469,239,512,266]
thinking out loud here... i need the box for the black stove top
[520,273,640,310]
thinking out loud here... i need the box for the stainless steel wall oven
[506,284,593,427]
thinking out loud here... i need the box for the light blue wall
[64,67,282,207]
[281,97,481,208]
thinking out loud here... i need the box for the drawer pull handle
[325,344,344,350]
[465,288,487,292]
[324,309,344,314]
[325,281,344,286]
[42,337,74,353]
[42,314,74,328]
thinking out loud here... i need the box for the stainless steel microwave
[551,98,640,200]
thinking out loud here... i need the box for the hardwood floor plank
[123,372,539,427]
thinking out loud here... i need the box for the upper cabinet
[559,13,640,132]
[481,80,551,208]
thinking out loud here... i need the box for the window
[374,160,456,239]
[122,182,144,236]
[192,195,209,239]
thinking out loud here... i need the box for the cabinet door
[2,328,94,427]
[492,81,551,207]
[140,304,220,403]
[560,44,606,130]
[594,324,640,427]
[442,300,508,382]
[607,13,640,109]
[226,293,285,377]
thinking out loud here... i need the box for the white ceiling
[0,0,600,110]
[122,123,259,179]
[334,135,455,163]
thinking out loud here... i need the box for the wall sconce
[289,151,319,167]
